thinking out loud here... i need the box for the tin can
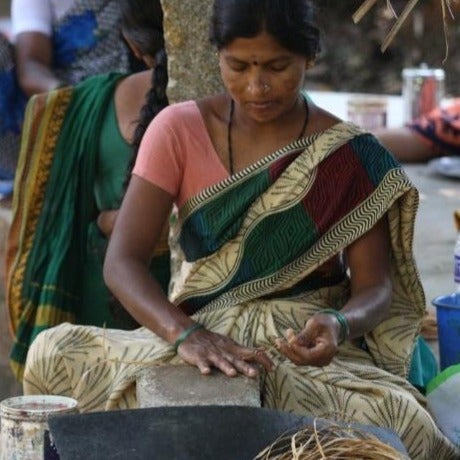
[0,395,78,460]
[402,65,445,123]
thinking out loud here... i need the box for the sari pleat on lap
[23,123,460,459]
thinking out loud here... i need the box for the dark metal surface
[48,405,408,460]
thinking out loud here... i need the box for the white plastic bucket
[0,395,78,459]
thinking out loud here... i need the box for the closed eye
[229,63,248,72]
[269,64,289,72]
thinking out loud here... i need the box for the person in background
[375,99,460,162]
[5,0,169,381]
[22,0,459,458]
[11,0,133,96]
[0,0,139,199]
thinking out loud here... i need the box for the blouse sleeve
[11,0,53,37]
[132,105,183,199]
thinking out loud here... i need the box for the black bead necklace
[227,96,309,175]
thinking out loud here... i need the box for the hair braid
[125,48,169,187]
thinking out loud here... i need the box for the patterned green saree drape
[6,72,172,381]
[23,123,460,459]
[172,122,424,379]
[6,74,125,380]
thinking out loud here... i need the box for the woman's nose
[246,72,271,94]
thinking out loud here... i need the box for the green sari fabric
[172,123,425,379]
[6,73,170,380]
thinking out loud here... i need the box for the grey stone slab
[161,0,223,103]
[136,364,261,408]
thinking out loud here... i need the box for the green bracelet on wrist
[173,323,204,352]
[320,309,350,345]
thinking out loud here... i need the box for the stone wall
[161,0,223,103]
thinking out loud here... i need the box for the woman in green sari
[6,0,169,381]
[22,0,459,457]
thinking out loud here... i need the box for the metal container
[0,395,78,460]
[402,65,445,123]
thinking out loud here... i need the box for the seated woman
[6,0,169,381]
[375,99,460,162]
[22,0,459,458]
[2,0,138,195]
[12,0,134,96]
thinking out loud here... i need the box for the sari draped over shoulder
[22,123,460,459]
[6,73,170,380]
[173,122,424,379]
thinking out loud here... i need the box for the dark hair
[119,0,169,183]
[120,0,164,57]
[209,0,320,59]
[130,49,169,161]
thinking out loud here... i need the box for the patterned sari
[23,123,459,459]
[51,0,130,85]
[6,73,170,381]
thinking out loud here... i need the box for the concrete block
[136,364,261,408]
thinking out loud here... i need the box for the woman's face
[219,30,310,123]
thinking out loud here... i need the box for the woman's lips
[246,100,276,112]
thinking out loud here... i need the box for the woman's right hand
[176,327,273,378]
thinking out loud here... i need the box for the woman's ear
[123,32,156,70]
[123,31,144,60]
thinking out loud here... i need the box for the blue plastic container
[432,292,460,370]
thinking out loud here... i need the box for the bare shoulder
[196,94,229,135]
[114,71,153,142]
[196,93,229,124]
[195,93,229,156]
[116,71,153,105]
[306,100,343,134]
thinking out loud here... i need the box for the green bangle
[173,323,204,352]
[320,309,350,345]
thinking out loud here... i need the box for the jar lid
[347,97,387,110]
[0,395,78,421]
[402,64,445,79]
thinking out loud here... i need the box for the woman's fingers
[194,358,212,375]
[178,331,272,377]
[237,347,274,372]
[276,328,336,367]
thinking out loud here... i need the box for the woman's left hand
[275,313,340,367]
[97,209,119,237]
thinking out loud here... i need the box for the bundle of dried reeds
[353,0,458,58]
[254,419,409,460]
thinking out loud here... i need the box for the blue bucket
[432,293,460,370]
